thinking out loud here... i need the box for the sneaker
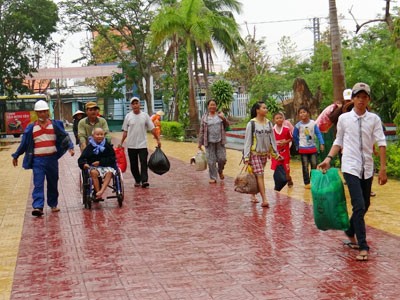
[142,182,150,188]
[304,184,311,189]
[51,207,60,212]
[32,208,44,217]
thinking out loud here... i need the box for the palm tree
[151,0,235,133]
[329,0,346,103]
[199,0,243,98]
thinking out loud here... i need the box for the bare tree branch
[349,0,391,34]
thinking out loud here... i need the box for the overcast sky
[56,0,391,69]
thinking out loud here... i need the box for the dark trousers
[300,153,317,184]
[128,148,149,184]
[343,173,372,251]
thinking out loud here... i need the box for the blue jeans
[300,153,317,185]
[32,155,59,209]
[343,173,373,251]
[128,148,149,184]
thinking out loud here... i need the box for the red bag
[114,147,127,172]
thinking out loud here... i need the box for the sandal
[250,195,259,203]
[209,179,217,184]
[356,250,369,261]
[343,240,359,249]
[219,172,224,180]
[261,202,269,208]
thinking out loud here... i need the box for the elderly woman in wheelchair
[78,128,122,207]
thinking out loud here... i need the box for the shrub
[160,121,184,140]
[373,141,400,179]
[211,79,234,115]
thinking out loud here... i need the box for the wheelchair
[81,165,124,209]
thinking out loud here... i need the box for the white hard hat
[34,100,49,111]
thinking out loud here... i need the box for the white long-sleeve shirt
[334,109,386,179]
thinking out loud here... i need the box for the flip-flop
[261,202,269,208]
[356,251,369,261]
[343,240,360,249]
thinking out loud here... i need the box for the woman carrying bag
[198,99,229,184]
[243,101,282,208]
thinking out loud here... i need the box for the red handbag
[114,147,127,173]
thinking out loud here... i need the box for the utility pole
[306,18,321,54]
[312,17,321,50]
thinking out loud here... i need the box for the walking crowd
[11,82,387,262]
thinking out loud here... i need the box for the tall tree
[329,0,346,103]
[224,34,270,93]
[0,0,59,95]
[151,0,230,132]
[60,0,163,115]
[198,0,242,98]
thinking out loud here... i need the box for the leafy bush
[373,141,400,179]
[211,79,234,115]
[160,121,184,140]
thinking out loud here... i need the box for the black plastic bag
[273,164,288,191]
[148,147,170,175]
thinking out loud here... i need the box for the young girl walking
[271,112,293,187]
[243,101,281,207]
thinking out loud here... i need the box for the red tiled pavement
[10,144,400,300]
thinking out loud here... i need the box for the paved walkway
[1,133,400,299]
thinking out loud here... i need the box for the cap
[85,102,99,110]
[343,89,352,100]
[73,110,85,117]
[156,110,165,116]
[352,82,370,96]
[130,97,140,103]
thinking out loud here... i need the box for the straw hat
[156,110,165,116]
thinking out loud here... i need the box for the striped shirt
[33,121,57,156]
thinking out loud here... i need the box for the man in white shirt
[318,82,387,262]
[119,97,161,188]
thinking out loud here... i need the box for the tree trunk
[187,52,199,134]
[143,72,153,116]
[329,0,346,104]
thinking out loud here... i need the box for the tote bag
[234,165,259,194]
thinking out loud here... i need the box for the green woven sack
[311,168,350,231]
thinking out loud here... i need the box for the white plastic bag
[192,150,207,171]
